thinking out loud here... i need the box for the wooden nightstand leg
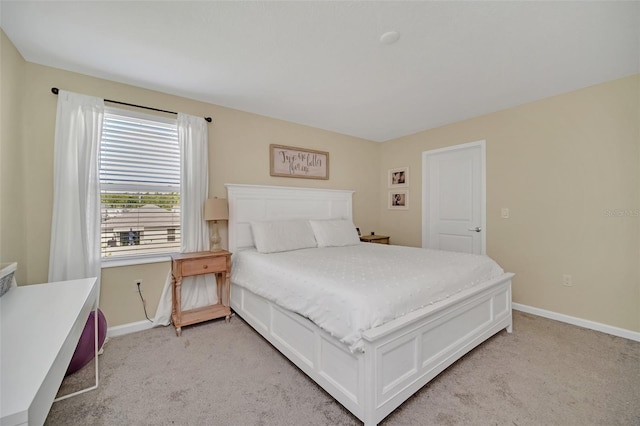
[171,276,176,326]
[224,270,231,323]
[215,273,222,305]
[174,277,182,336]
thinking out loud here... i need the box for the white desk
[0,278,98,426]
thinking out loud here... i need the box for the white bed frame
[225,184,513,426]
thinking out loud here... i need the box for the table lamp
[204,197,228,252]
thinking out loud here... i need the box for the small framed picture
[388,167,408,188]
[388,190,409,210]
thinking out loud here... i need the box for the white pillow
[250,220,317,253]
[309,219,361,247]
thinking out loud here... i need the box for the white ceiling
[1,1,638,142]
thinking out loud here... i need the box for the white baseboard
[107,305,640,343]
[512,303,640,342]
[107,319,156,338]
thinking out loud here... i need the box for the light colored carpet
[46,311,639,425]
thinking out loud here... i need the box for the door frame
[421,140,487,254]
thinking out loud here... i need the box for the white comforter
[231,243,505,352]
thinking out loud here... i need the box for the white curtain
[48,90,104,292]
[153,113,216,326]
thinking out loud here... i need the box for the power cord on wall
[136,281,153,323]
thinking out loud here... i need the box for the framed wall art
[389,190,409,210]
[270,144,329,180]
[388,167,408,188]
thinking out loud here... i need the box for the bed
[226,184,514,426]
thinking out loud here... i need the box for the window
[100,108,180,259]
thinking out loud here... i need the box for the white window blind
[100,108,180,258]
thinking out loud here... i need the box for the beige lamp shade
[204,198,228,221]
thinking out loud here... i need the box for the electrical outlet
[501,208,510,219]
[135,279,143,292]
[562,274,573,287]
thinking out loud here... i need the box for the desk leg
[54,300,99,402]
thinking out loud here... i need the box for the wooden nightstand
[171,250,231,336]
[360,234,390,244]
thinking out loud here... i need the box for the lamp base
[209,220,223,252]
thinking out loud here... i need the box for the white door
[422,140,485,254]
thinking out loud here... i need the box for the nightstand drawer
[181,256,227,276]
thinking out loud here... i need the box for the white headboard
[225,184,354,253]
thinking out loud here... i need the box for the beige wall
[2,29,638,333]
[1,31,379,326]
[380,75,640,332]
[0,29,27,283]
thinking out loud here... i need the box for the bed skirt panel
[231,272,513,426]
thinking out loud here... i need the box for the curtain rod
[51,88,212,123]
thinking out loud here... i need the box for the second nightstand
[360,234,390,244]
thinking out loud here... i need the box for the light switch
[501,208,510,219]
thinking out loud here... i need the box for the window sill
[101,253,176,268]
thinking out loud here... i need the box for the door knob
[467,227,482,232]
